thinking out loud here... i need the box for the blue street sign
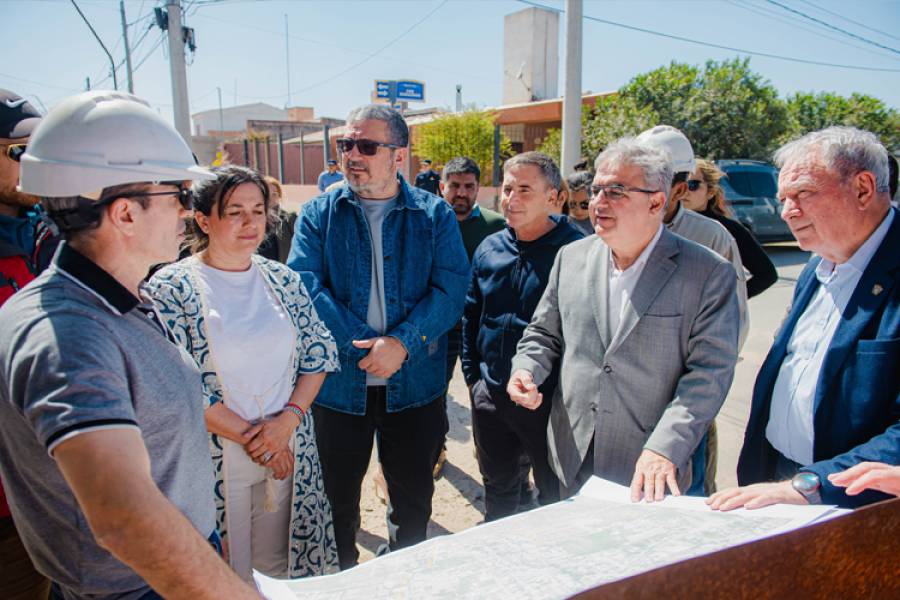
[375,80,392,99]
[396,80,425,101]
[375,79,425,103]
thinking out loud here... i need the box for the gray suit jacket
[511,228,740,489]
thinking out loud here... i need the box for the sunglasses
[335,137,400,156]
[4,143,26,162]
[687,179,703,192]
[114,186,194,210]
[569,200,590,210]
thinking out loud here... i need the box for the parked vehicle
[715,160,794,244]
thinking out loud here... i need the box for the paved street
[354,242,812,562]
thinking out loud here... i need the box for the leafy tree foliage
[540,58,896,165]
[785,92,899,152]
[412,110,512,183]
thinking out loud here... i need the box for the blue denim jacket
[287,175,469,415]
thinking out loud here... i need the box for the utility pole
[119,0,134,93]
[561,0,583,176]
[216,86,225,142]
[166,0,191,142]
[285,14,292,107]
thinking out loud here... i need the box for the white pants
[223,438,292,581]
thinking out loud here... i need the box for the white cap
[19,90,214,198]
[636,125,696,175]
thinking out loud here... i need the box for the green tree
[622,58,790,159]
[784,92,899,152]
[412,110,512,184]
[541,58,794,163]
[539,97,658,164]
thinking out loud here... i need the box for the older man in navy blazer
[709,126,899,510]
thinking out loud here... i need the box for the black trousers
[313,388,445,570]
[470,380,560,521]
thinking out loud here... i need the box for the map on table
[255,477,846,600]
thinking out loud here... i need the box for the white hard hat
[636,125,696,175]
[19,90,213,198]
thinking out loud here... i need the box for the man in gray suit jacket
[508,138,740,502]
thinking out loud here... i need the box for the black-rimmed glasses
[113,187,194,210]
[590,184,660,201]
[3,144,26,162]
[335,137,400,156]
[687,179,703,192]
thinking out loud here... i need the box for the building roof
[192,102,285,120]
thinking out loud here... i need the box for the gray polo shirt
[0,243,216,599]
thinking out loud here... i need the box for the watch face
[792,472,820,495]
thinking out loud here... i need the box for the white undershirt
[607,225,664,338]
[195,262,294,422]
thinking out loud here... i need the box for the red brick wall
[223,140,326,185]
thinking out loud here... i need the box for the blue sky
[4,0,899,125]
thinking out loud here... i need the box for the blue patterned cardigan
[148,255,340,577]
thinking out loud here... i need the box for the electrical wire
[726,0,899,61]
[764,0,900,55]
[798,0,900,43]
[516,0,900,73]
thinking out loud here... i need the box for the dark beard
[0,180,38,211]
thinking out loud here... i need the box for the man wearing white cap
[636,125,749,497]
[0,91,257,599]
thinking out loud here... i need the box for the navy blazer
[738,208,900,508]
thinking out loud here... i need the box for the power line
[286,0,449,97]
[764,0,900,55]
[517,0,900,73]
[726,0,900,62]
[798,0,900,43]
[199,0,452,102]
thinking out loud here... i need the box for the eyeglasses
[687,179,703,192]
[569,200,590,210]
[3,144,26,162]
[113,186,194,210]
[335,137,400,156]
[590,184,660,201]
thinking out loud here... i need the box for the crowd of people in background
[0,87,898,599]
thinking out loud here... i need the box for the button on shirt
[766,210,895,465]
[608,225,663,338]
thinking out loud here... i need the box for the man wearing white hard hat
[0,91,258,599]
[636,125,748,498]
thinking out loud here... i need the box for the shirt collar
[815,209,895,284]
[610,224,664,276]
[665,203,683,228]
[53,242,140,315]
[463,204,482,221]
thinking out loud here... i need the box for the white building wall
[503,7,559,105]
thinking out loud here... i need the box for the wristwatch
[791,471,821,504]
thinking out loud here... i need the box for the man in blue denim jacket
[288,105,468,569]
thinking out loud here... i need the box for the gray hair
[442,156,481,182]
[594,137,673,202]
[566,170,594,193]
[503,151,561,191]
[774,126,890,193]
[345,104,409,147]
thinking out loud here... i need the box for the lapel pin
[872,284,883,296]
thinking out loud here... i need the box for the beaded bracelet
[285,403,306,422]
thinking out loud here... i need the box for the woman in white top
[148,165,339,580]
